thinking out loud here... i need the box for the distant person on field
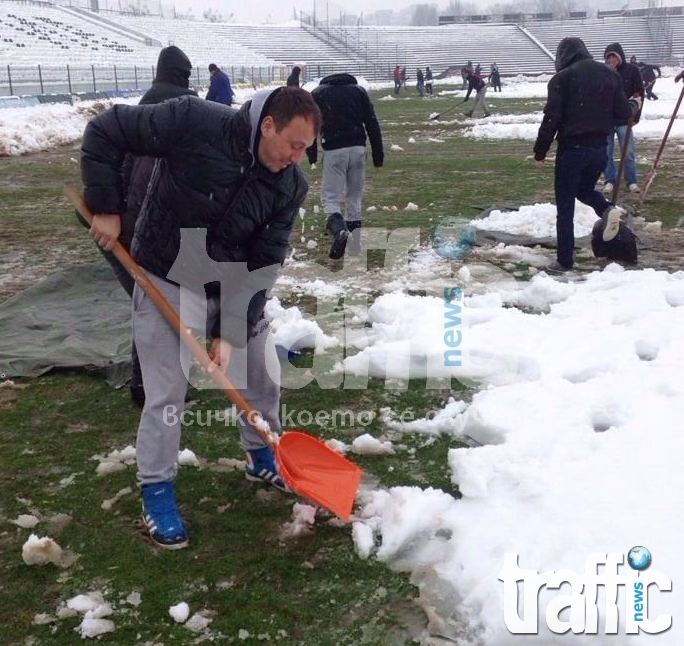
[401,66,407,89]
[638,61,661,100]
[78,45,197,408]
[461,60,473,90]
[393,65,401,94]
[287,65,302,88]
[461,67,490,118]
[307,73,384,259]
[602,42,644,195]
[533,37,641,272]
[425,66,434,96]
[490,63,502,92]
[416,67,425,97]
[206,63,234,105]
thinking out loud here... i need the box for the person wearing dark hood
[286,65,302,88]
[602,42,644,195]
[206,63,235,105]
[81,87,321,549]
[533,37,641,273]
[78,45,197,407]
[638,61,661,100]
[307,73,384,258]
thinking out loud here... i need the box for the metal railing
[0,64,289,98]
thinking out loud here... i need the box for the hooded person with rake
[533,37,642,273]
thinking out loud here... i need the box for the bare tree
[443,0,479,15]
[411,3,439,25]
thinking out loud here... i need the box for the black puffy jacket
[534,37,634,161]
[81,89,308,346]
[307,73,383,167]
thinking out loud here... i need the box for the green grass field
[0,85,681,645]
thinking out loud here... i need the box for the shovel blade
[276,431,362,520]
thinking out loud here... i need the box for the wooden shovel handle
[64,185,277,447]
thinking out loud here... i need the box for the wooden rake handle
[641,83,684,202]
[64,185,278,447]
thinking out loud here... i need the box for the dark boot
[326,213,349,259]
[346,220,362,256]
[129,342,145,408]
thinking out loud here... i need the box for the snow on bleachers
[107,14,285,69]
[0,2,147,65]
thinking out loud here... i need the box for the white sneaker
[602,206,626,242]
[628,183,640,193]
[603,182,614,194]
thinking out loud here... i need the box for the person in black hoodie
[602,42,644,195]
[80,45,197,407]
[307,73,384,258]
[638,61,661,100]
[286,65,302,88]
[82,87,321,548]
[533,37,641,272]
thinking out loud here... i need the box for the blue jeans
[555,144,612,268]
[604,125,637,186]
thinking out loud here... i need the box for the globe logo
[431,216,477,260]
[627,546,652,570]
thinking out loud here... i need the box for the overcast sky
[161,0,415,24]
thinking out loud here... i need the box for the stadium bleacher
[1,0,682,99]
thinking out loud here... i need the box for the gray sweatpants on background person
[132,273,281,485]
[321,145,367,223]
[472,86,490,115]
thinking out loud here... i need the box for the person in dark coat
[206,63,234,105]
[416,68,425,97]
[533,37,641,272]
[78,45,197,407]
[307,73,384,258]
[639,61,661,100]
[425,66,434,96]
[602,42,644,195]
[393,65,401,93]
[81,87,321,548]
[286,65,302,87]
[490,63,502,92]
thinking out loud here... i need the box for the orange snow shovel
[65,186,362,520]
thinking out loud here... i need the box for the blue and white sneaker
[141,482,189,549]
[245,447,289,492]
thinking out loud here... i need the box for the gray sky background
[164,0,417,24]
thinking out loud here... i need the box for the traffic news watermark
[499,549,672,635]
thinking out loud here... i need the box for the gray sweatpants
[132,274,281,485]
[472,86,490,116]
[321,145,367,222]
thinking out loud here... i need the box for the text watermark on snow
[443,286,463,367]
[162,404,376,429]
[499,549,672,635]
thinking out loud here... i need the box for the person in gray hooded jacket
[81,87,321,549]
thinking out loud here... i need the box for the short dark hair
[208,63,218,72]
[266,87,321,135]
